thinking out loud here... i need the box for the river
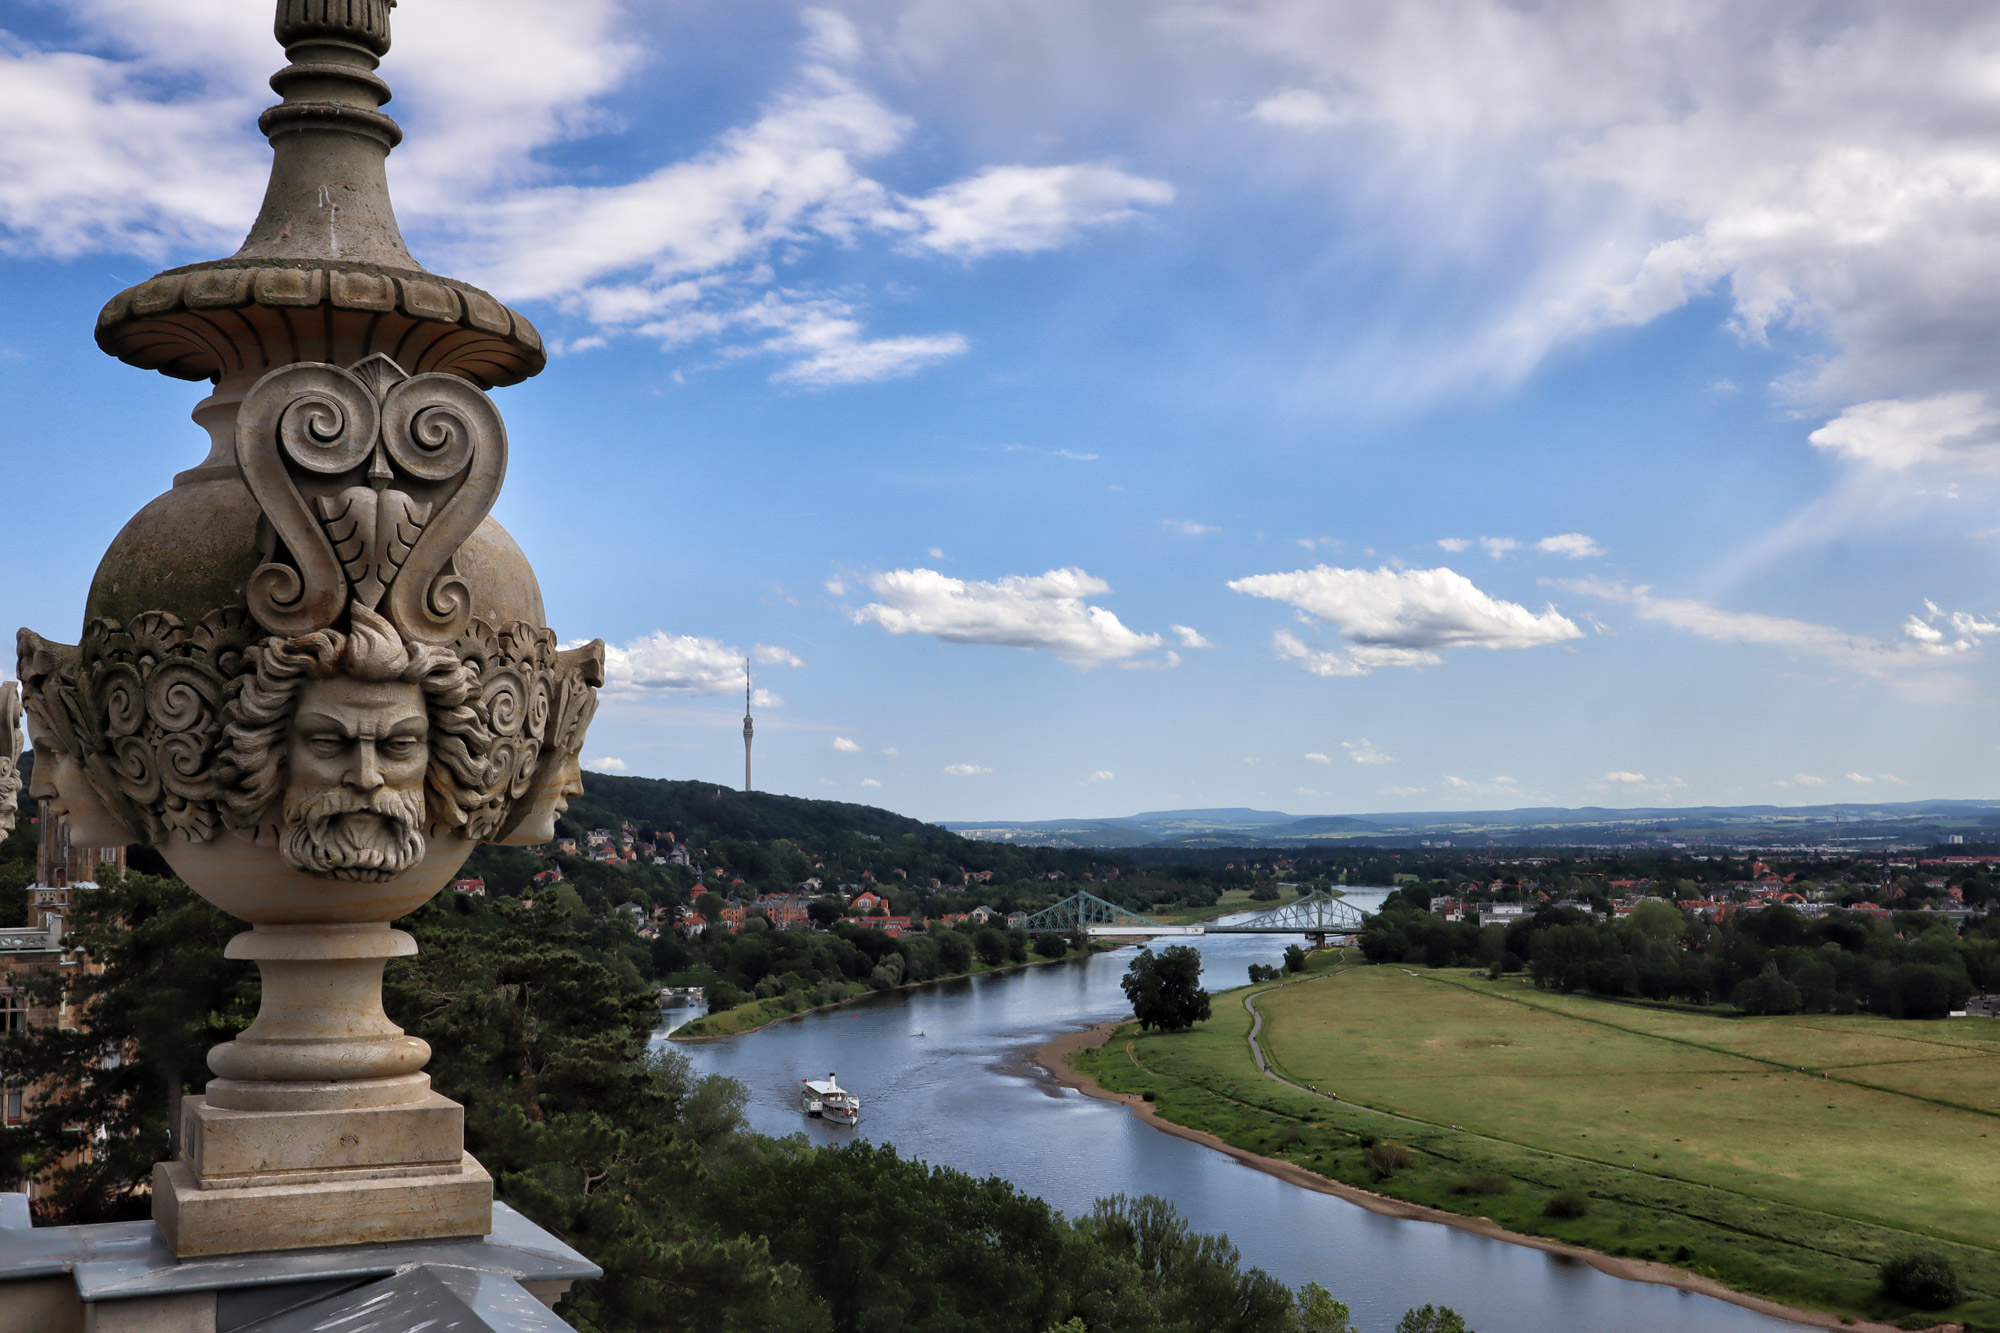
[663,895,1809,1333]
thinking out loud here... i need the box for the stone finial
[93,0,543,390]
[277,0,398,57]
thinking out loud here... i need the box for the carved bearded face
[281,676,430,880]
[215,605,492,882]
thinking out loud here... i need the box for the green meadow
[1072,962,2000,1329]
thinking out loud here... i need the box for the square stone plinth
[182,1093,463,1182]
[153,1153,493,1258]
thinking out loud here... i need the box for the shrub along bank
[1360,890,2000,1019]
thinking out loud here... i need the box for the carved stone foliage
[0,681,20,835]
[452,620,558,842]
[83,609,263,844]
[239,354,507,646]
[13,611,265,846]
[17,608,600,856]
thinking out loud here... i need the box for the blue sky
[7,1,2000,821]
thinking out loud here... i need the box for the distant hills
[942,800,2000,850]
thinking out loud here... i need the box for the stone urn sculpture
[17,0,602,1257]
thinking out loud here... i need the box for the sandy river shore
[1032,1022,1931,1333]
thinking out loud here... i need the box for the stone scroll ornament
[238,352,506,646]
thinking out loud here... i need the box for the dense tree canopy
[1123,945,1213,1033]
[1357,891,1994,1019]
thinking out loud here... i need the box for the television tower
[743,658,754,793]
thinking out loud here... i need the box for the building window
[2,1092,20,1126]
[0,995,24,1034]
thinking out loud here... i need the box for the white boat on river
[800,1073,860,1126]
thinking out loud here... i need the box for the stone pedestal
[151,925,493,1256]
[0,1193,597,1332]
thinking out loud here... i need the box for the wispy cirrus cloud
[899,163,1172,258]
[1560,578,1986,690]
[1179,0,2000,453]
[0,4,1169,387]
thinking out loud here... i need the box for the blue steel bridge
[1018,889,1367,950]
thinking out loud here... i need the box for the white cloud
[757,296,969,386]
[1536,533,1603,559]
[881,747,900,758]
[1342,739,1394,766]
[0,6,1164,387]
[1902,600,2000,654]
[599,630,800,698]
[1304,752,1332,764]
[1845,772,1874,784]
[1171,624,1213,648]
[1436,538,1471,553]
[1174,1,2000,427]
[1164,519,1220,536]
[832,737,863,752]
[1479,537,1520,559]
[901,163,1173,258]
[1251,88,1340,130]
[928,547,946,558]
[1086,770,1115,783]
[1587,770,1688,798]
[1233,564,1581,676]
[754,644,805,667]
[819,777,840,787]
[1778,773,1829,789]
[1270,629,1378,677]
[944,763,993,776]
[994,443,1101,462]
[1561,578,1978,685]
[1439,774,1522,799]
[589,756,629,773]
[861,777,882,788]
[1808,394,2000,471]
[849,567,1166,663]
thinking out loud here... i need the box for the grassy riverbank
[672,946,1101,1040]
[1069,962,2000,1330]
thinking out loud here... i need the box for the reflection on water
[663,895,1806,1333]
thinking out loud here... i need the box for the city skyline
[4,2,2000,820]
